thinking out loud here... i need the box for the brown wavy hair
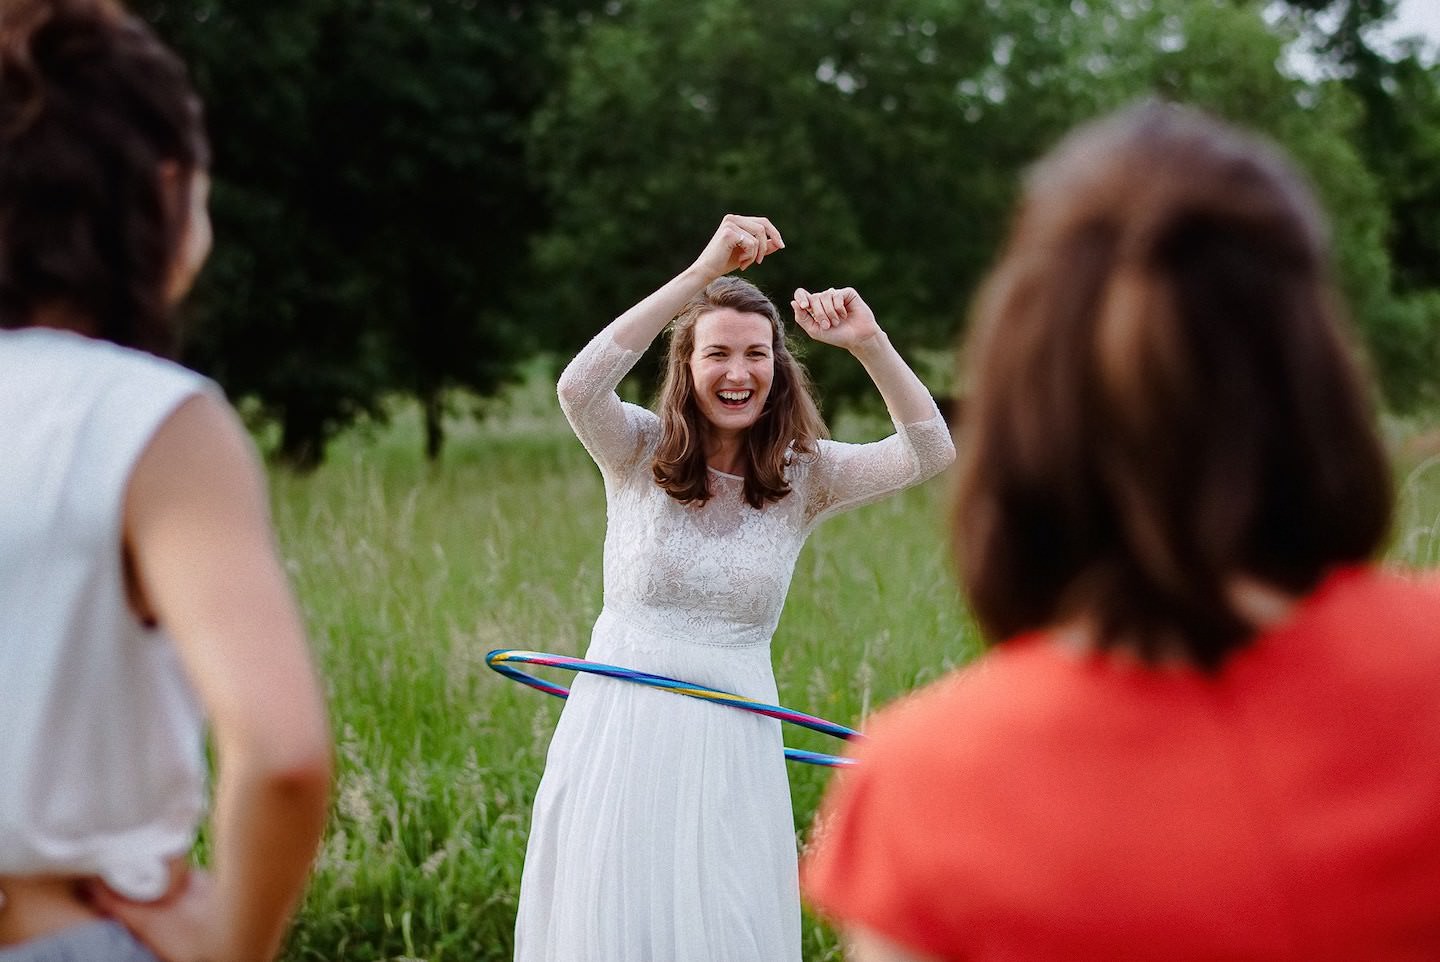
[653,276,827,509]
[0,0,208,357]
[954,101,1392,670]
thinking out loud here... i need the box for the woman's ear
[158,162,211,305]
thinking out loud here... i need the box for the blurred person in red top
[802,100,1440,962]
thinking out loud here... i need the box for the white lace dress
[514,330,954,962]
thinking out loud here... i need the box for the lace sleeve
[556,330,659,477]
[803,405,955,527]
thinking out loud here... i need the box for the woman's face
[687,308,775,438]
[165,169,212,305]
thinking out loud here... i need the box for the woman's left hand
[791,287,882,352]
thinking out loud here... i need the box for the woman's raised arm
[791,287,955,523]
[791,286,936,427]
[555,215,784,472]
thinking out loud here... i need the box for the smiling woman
[652,276,823,507]
[510,214,955,962]
[688,310,776,446]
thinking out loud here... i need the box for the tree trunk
[277,403,326,473]
[423,388,445,462]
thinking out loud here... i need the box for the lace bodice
[557,330,955,648]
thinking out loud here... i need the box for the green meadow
[271,373,1439,961]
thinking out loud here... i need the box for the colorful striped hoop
[486,649,861,767]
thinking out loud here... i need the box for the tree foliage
[1276,0,1440,408]
[140,0,1440,464]
[528,0,1121,405]
[144,0,601,466]
[528,0,1432,413]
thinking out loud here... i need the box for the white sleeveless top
[0,328,213,900]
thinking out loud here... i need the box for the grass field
[270,380,1440,961]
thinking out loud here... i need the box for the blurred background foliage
[137,0,1440,467]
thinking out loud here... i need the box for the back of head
[955,101,1392,669]
[0,0,207,355]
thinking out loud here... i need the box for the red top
[803,567,1440,961]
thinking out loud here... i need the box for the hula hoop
[486,649,861,768]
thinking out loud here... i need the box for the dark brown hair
[0,0,208,356]
[653,276,827,509]
[954,101,1392,670]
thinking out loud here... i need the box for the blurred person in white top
[0,1,331,960]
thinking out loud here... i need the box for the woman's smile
[689,308,774,435]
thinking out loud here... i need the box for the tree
[525,0,1053,407]
[144,0,605,466]
[303,0,587,462]
[525,0,1428,410]
[141,0,385,468]
[144,0,1439,456]
[1275,0,1440,409]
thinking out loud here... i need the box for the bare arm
[96,394,332,962]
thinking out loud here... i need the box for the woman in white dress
[514,214,955,961]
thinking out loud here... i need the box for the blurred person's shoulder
[1298,564,1440,648]
[854,633,1077,773]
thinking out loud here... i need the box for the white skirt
[514,608,801,962]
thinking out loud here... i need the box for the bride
[514,214,954,961]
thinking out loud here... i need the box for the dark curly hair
[0,0,209,356]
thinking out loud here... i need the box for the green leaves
[145,0,1440,464]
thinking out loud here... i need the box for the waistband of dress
[595,606,774,651]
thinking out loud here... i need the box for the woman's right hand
[691,214,784,279]
[86,869,225,962]
[598,214,786,354]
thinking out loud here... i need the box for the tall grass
[272,388,975,961]
[272,384,1438,961]
[1395,454,1440,569]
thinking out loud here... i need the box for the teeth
[718,390,751,402]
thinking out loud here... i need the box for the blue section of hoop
[486,649,860,768]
